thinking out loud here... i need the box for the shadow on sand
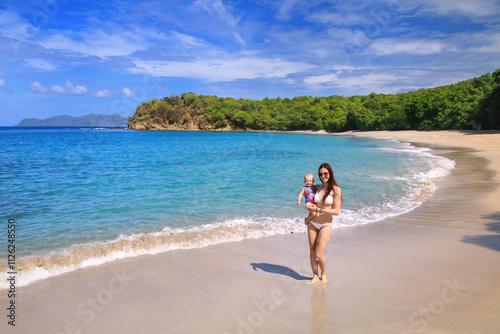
[462,212,500,252]
[250,263,311,281]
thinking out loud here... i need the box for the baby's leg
[304,203,317,225]
[305,211,316,225]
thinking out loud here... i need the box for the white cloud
[38,28,156,58]
[233,32,246,47]
[171,31,208,48]
[193,0,239,27]
[190,0,245,46]
[65,81,87,95]
[96,90,111,98]
[29,81,88,95]
[337,73,399,88]
[303,71,402,94]
[473,32,500,53]
[0,78,7,89]
[40,33,133,57]
[275,0,301,21]
[303,73,339,85]
[29,82,50,94]
[0,10,37,41]
[129,56,314,82]
[24,59,57,71]
[269,28,348,61]
[417,0,500,17]
[123,88,133,97]
[307,12,369,27]
[50,85,66,94]
[369,38,452,55]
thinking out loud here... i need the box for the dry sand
[2,130,500,334]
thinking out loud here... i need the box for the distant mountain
[16,114,128,127]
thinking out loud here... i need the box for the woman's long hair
[318,163,341,202]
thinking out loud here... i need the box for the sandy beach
[2,130,500,334]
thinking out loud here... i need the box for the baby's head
[303,173,314,187]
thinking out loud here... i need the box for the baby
[297,173,317,225]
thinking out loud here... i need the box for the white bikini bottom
[310,221,332,234]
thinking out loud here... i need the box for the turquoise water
[0,128,454,287]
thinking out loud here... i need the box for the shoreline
[2,130,500,333]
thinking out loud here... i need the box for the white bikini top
[314,192,333,205]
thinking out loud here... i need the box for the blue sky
[0,0,499,125]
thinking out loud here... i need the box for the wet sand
[2,130,500,333]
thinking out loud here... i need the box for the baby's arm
[297,188,305,206]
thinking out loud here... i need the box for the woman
[305,163,342,284]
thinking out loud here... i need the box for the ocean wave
[372,143,432,154]
[374,142,456,180]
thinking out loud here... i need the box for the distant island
[16,113,128,127]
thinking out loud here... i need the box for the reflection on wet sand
[310,284,333,333]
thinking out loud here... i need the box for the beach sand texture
[2,130,500,333]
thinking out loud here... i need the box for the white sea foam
[374,142,456,181]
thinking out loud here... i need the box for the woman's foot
[321,274,328,284]
[308,275,320,285]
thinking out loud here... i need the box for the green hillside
[128,69,500,131]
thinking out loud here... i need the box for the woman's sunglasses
[319,172,329,177]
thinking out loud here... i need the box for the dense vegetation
[128,69,500,131]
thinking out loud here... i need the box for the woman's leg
[307,223,320,284]
[315,225,332,283]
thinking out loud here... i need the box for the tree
[475,85,500,129]
[232,111,253,128]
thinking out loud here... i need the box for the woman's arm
[310,187,342,216]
